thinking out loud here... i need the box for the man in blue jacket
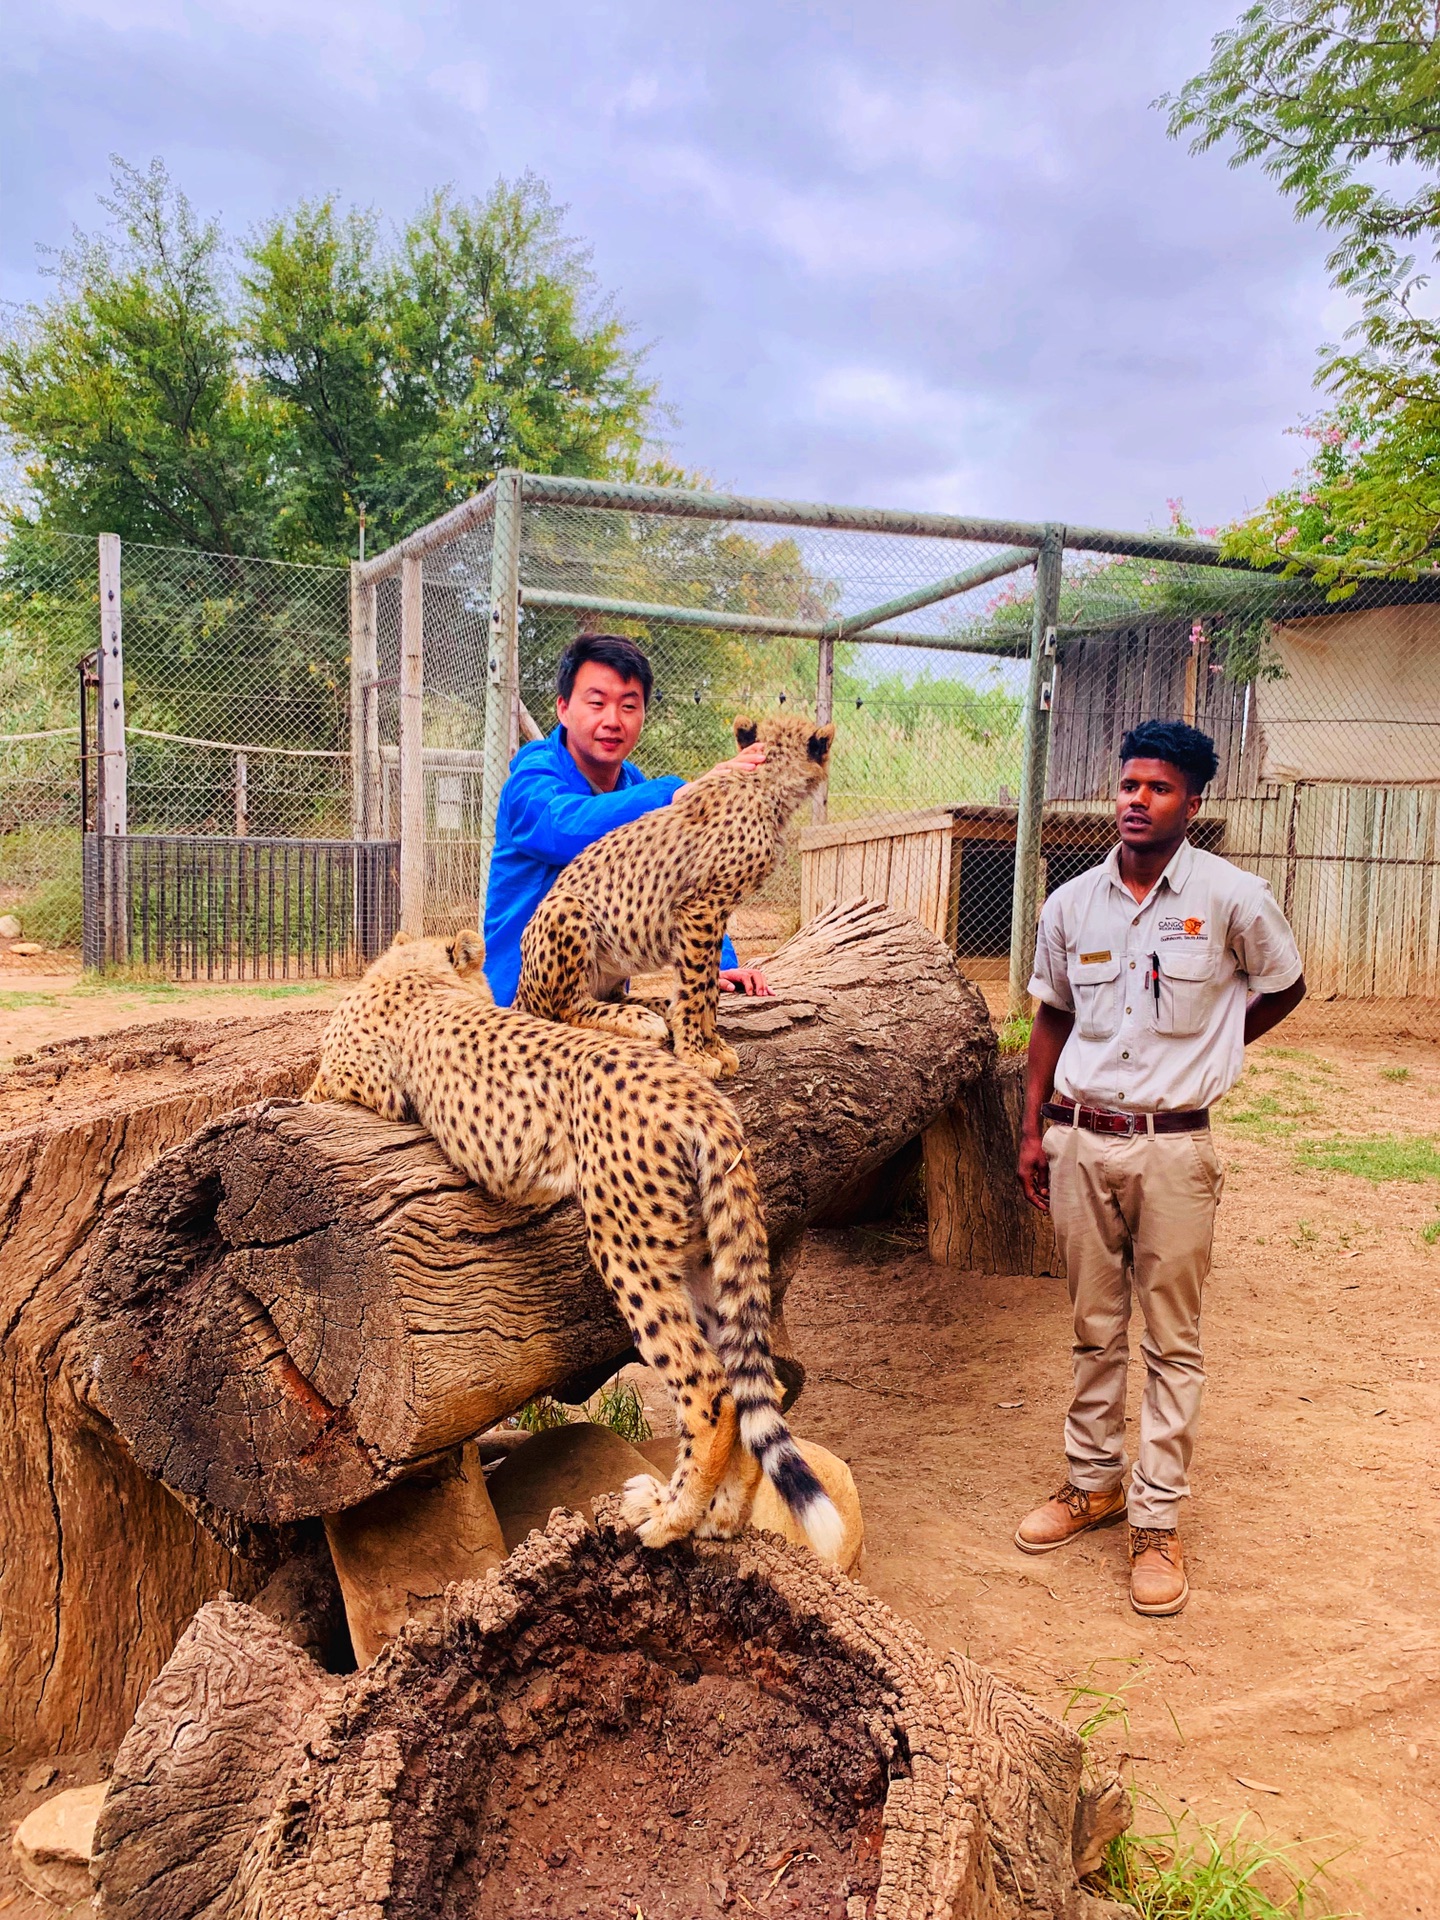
[482,632,772,1006]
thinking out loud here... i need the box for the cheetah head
[359,927,495,1002]
[733,711,835,798]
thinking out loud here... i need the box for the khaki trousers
[1043,1123,1224,1528]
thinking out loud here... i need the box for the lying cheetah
[305,929,843,1562]
[514,711,834,1079]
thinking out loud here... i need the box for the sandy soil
[3,987,1436,1918]
[0,968,343,1068]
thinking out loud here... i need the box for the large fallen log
[0,1011,330,1764]
[84,902,992,1527]
[92,1507,1133,1920]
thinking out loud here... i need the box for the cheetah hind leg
[620,1392,738,1547]
[694,1444,761,1540]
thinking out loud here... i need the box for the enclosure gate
[82,833,399,979]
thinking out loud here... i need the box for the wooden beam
[399,555,424,935]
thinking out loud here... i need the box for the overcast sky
[2,0,1342,536]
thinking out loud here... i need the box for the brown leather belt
[1042,1100,1210,1136]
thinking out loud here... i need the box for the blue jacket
[482,727,737,1005]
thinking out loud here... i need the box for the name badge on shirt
[1079,949,1112,964]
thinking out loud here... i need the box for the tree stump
[0,1010,330,1763]
[84,902,994,1528]
[92,1507,1133,1920]
[924,1052,1058,1275]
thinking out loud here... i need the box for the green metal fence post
[478,470,523,906]
[1008,524,1065,1014]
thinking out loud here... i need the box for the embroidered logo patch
[1079,950,1112,964]
[1183,917,1205,937]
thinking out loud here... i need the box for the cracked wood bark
[84,901,994,1527]
[0,1011,330,1764]
[92,1508,1132,1920]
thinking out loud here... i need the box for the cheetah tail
[694,1127,845,1565]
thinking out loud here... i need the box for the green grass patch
[1299,1133,1440,1183]
[1218,1091,1316,1137]
[996,1011,1031,1054]
[1098,1807,1349,1919]
[1380,1066,1411,1082]
[1261,1047,1337,1075]
[514,1379,653,1444]
[585,1379,652,1444]
[1421,1219,1440,1246]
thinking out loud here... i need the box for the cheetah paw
[675,1046,727,1082]
[704,1040,740,1080]
[620,1472,697,1548]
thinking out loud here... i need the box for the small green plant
[1064,1660,1139,1755]
[1380,1066,1410,1082]
[996,1011,1032,1054]
[1422,1219,1440,1245]
[1096,1804,1348,1919]
[585,1378,652,1444]
[1289,1219,1320,1249]
[514,1395,570,1433]
[1299,1134,1440,1183]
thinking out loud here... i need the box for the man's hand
[719,965,772,997]
[680,744,767,794]
[1016,1000,1074,1215]
[1017,1128,1051,1213]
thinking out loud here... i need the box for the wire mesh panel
[0,530,96,946]
[120,544,350,837]
[514,498,1035,950]
[84,833,398,978]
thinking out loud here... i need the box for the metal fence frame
[352,470,1248,1009]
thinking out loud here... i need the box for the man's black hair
[1119,719,1220,795]
[556,632,654,705]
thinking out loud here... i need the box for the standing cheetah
[305,930,843,1562]
[514,712,834,1079]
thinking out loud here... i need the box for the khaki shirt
[1029,839,1303,1113]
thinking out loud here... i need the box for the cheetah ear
[392,929,414,947]
[807,723,835,764]
[448,928,486,975]
[734,715,758,749]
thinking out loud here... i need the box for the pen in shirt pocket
[1150,950,1161,1017]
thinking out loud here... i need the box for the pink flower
[1278,528,1298,547]
[1324,426,1345,445]
[1189,621,1206,647]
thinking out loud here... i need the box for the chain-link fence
[355,473,1440,1034]
[10,484,1440,1026]
[1,528,352,959]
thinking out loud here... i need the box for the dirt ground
[2,980,1436,1919]
[773,1012,1439,1920]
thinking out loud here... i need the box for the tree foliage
[0,158,659,563]
[1161,3,1440,580]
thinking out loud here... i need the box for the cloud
[2,0,1341,536]
[428,59,488,117]
[632,142,973,278]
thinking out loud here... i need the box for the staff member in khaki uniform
[1015,720,1305,1615]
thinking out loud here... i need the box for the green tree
[1,160,661,563]
[1161,3,1440,580]
[244,176,658,560]
[0,158,275,554]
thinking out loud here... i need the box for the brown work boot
[1014,1481,1126,1555]
[1129,1526,1189,1616]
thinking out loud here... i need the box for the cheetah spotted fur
[514,711,834,1078]
[304,929,843,1560]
